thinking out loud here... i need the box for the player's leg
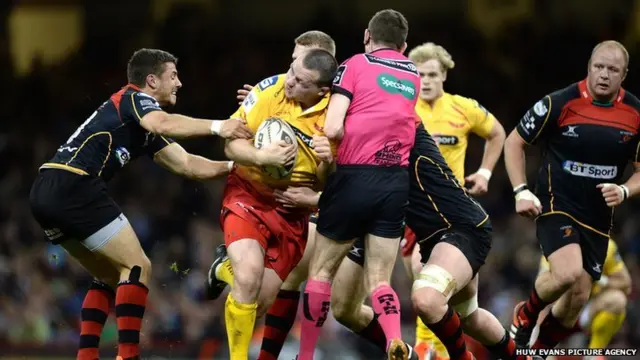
[298,170,362,360]
[451,276,539,360]
[531,227,606,350]
[60,240,120,360]
[404,229,447,360]
[257,221,315,360]
[363,169,411,359]
[222,213,269,360]
[331,242,387,352]
[511,215,584,347]
[411,238,475,360]
[585,290,627,348]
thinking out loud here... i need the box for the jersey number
[65,110,98,145]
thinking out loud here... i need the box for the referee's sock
[78,279,114,360]
[258,289,300,360]
[115,267,148,359]
[299,279,332,360]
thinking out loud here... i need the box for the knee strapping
[453,293,478,319]
[412,264,457,300]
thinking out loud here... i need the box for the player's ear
[400,42,408,54]
[319,86,330,96]
[146,74,158,90]
[363,29,370,46]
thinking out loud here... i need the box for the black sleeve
[121,91,163,123]
[146,134,175,157]
[516,87,572,145]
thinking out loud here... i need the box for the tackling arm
[224,139,264,166]
[153,143,232,180]
[324,93,351,140]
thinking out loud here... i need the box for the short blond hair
[295,31,336,56]
[590,40,629,69]
[408,42,455,71]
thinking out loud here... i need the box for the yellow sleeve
[230,74,285,133]
[604,240,625,275]
[458,96,495,138]
[539,256,550,274]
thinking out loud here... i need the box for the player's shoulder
[449,93,490,115]
[548,82,581,100]
[620,88,640,112]
[254,73,286,96]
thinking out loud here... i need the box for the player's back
[407,124,490,239]
[333,49,420,167]
[42,84,172,181]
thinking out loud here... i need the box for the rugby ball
[254,117,298,179]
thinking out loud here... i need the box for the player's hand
[220,118,253,140]
[258,141,297,167]
[274,187,319,208]
[237,84,253,104]
[597,183,628,207]
[515,189,542,218]
[464,172,489,196]
[311,135,333,163]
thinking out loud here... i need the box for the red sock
[355,315,387,352]
[532,311,574,351]
[77,280,115,360]
[298,279,331,360]
[258,290,300,360]
[426,307,473,360]
[371,285,402,348]
[519,287,549,326]
[115,280,148,359]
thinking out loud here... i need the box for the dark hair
[302,48,338,87]
[367,9,409,49]
[127,48,178,87]
[295,30,336,56]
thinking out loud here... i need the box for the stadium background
[1,0,639,358]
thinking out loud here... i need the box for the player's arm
[274,187,320,208]
[153,142,233,180]
[600,266,632,295]
[504,95,557,217]
[325,63,355,140]
[140,111,252,140]
[598,161,640,207]
[475,116,506,179]
[324,93,351,140]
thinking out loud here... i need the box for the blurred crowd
[1,1,640,358]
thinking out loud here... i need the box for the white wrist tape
[601,183,628,201]
[227,161,234,171]
[210,120,223,135]
[476,168,492,181]
[515,189,541,207]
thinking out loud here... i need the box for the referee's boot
[509,301,534,348]
[205,244,230,300]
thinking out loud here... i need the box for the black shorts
[316,165,408,242]
[418,226,492,277]
[311,212,366,266]
[29,169,123,246]
[536,213,609,281]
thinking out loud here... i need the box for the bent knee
[551,267,583,289]
[234,262,264,292]
[411,288,447,323]
[597,289,628,313]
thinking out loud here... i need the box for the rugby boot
[205,244,230,300]
[388,338,410,360]
[510,301,534,348]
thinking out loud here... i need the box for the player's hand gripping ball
[254,117,298,179]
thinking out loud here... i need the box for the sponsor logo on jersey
[432,134,459,145]
[619,130,634,143]
[242,90,258,114]
[377,73,416,100]
[364,54,418,75]
[115,147,131,166]
[258,75,279,90]
[562,160,617,179]
[533,100,548,117]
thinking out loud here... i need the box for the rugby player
[209,30,418,360]
[28,48,251,360]
[299,9,417,360]
[403,42,506,360]
[505,40,640,350]
[534,239,631,350]
[218,48,338,360]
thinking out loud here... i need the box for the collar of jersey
[299,92,331,116]
[418,92,449,110]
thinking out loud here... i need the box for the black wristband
[513,184,528,195]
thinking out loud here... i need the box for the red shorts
[221,172,309,281]
[401,225,418,257]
